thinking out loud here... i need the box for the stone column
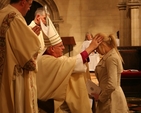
[127,0,141,46]
[117,1,131,46]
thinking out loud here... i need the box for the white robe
[81,40,100,71]
[29,21,47,59]
[37,55,92,113]
[0,4,40,113]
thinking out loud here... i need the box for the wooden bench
[118,46,141,109]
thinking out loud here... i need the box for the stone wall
[54,0,120,56]
[1,0,141,56]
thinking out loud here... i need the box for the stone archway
[25,0,63,23]
[25,0,63,34]
[34,0,62,21]
[0,0,63,33]
[36,0,64,33]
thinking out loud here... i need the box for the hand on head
[85,34,103,54]
[91,34,103,47]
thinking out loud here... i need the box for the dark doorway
[24,1,42,25]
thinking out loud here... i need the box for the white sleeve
[72,54,87,73]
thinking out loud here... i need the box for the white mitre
[40,17,62,47]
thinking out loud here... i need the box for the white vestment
[29,21,47,59]
[37,54,92,113]
[81,40,100,71]
[0,4,40,113]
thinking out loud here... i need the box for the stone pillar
[118,1,131,46]
[127,0,141,46]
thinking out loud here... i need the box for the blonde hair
[97,33,123,63]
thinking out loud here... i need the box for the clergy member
[36,11,103,113]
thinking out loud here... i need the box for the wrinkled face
[40,15,46,25]
[22,0,33,16]
[87,34,92,40]
[86,34,93,40]
[36,14,46,25]
[52,42,65,57]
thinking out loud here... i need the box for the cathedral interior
[0,0,141,112]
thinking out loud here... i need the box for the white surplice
[0,4,40,113]
[81,40,100,71]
